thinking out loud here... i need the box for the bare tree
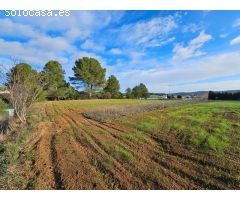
[6,62,45,123]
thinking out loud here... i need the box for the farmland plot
[1,100,240,189]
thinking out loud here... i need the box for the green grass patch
[123,132,147,143]
[0,99,7,112]
[117,101,240,152]
[112,146,134,162]
[136,121,158,132]
[0,104,45,188]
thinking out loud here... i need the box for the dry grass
[0,134,7,142]
[82,100,203,122]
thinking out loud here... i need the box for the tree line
[1,57,149,123]
[208,91,240,100]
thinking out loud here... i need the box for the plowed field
[6,100,240,189]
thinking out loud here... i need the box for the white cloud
[29,36,74,52]
[230,35,240,45]
[233,18,240,28]
[145,37,176,48]
[81,40,105,51]
[116,51,240,92]
[220,33,228,39]
[12,11,125,41]
[0,12,124,74]
[0,39,69,66]
[117,15,177,47]
[109,48,122,55]
[173,31,212,60]
[0,18,40,39]
[178,80,240,92]
[182,23,202,33]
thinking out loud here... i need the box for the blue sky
[0,10,240,92]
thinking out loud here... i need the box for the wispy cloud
[116,51,240,92]
[230,35,240,45]
[109,48,122,55]
[173,31,212,61]
[233,18,240,28]
[116,15,178,48]
[220,33,228,38]
[182,23,202,33]
[81,39,105,51]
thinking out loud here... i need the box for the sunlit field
[1,99,239,189]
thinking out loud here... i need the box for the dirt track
[22,101,240,189]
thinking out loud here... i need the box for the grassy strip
[116,101,240,153]
[0,99,7,120]
[0,105,43,189]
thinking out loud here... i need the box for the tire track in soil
[52,105,119,189]
[149,134,240,189]
[83,117,200,189]
[27,101,240,189]
[150,133,240,173]
[50,106,111,189]
[62,109,200,189]
[82,116,239,189]
[50,135,65,189]
[60,111,144,189]
[27,103,65,189]
[85,118,206,189]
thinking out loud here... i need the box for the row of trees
[70,57,149,99]
[125,83,149,99]
[208,91,240,100]
[1,57,149,123]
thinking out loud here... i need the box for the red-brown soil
[20,101,240,189]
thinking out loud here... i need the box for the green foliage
[42,61,65,100]
[8,63,46,106]
[125,88,133,99]
[104,75,121,99]
[41,60,79,100]
[8,63,36,84]
[132,83,149,99]
[71,57,106,97]
[64,84,80,100]
[102,91,112,99]
[42,60,65,87]
[208,90,240,100]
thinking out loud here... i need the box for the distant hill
[150,90,240,97]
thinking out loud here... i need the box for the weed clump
[112,146,134,162]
